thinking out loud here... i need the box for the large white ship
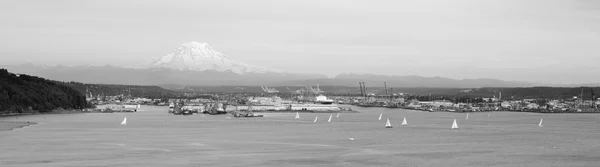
[315,95,334,105]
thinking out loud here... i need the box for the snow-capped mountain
[147,41,275,74]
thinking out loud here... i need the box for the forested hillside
[0,69,90,113]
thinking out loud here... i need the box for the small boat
[401,117,407,126]
[452,119,459,129]
[121,117,127,125]
[314,116,318,123]
[328,114,332,122]
[538,118,543,127]
[465,113,469,120]
[385,118,393,128]
[336,112,340,118]
[378,113,382,121]
[295,112,300,119]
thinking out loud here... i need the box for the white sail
[314,116,318,123]
[465,113,469,119]
[328,114,332,122]
[385,118,392,128]
[488,112,491,118]
[121,117,127,125]
[295,112,300,119]
[402,117,407,126]
[452,119,459,129]
[538,118,543,127]
[336,112,340,118]
[378,113,383,120]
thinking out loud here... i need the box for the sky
[1,0,599,84]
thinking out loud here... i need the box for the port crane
[314,84,324,94]
[304,84,327,101]
[305,84,324,95]
[260,86,279,93]
[285,87,302,94]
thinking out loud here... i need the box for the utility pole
[499,92,502,101]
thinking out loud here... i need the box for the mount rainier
[146,41,277,74]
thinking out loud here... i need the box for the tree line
[0,69,91,113]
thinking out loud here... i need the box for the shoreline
[351,105,600,114]
[249,110,359,113]
[0,121,37,131]
[0,108,115,118]
[397,107,600,114]
[0,113,36,117]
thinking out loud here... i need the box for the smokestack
[499,92,502,101]
[384,82,388,96]
[359,82,363,96]
[363,82,369,96]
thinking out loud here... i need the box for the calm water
[1,105,600,167]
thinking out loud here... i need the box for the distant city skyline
[1,0,599,84]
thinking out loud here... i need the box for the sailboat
[488,112,491,118]
[336,112,340,118]
[451,119,459,129]
[121,117,127,125]
[295,112,300,119]
[401,117,407,126]
[314,116,318,123]
[378,113,383,120]
[385,118,393,128]
[328,114,332,122]
[465,113,469,119]
[538,118,543,127]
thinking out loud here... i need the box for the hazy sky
[1,0,599,84]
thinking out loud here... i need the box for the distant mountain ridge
[0,63,546,88]
[543,83,600,87]
[330,73,533,88]
[266,73,533,88]
[1,64,326,86]
[5,64,598,88]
